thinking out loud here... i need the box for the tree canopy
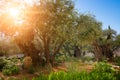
[0,0,120,65]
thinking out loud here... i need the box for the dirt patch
[53,63,67,72]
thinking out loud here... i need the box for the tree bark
[51,40,64,66]
[14,28,41,66]
[43,36,51,65]
[93,41,103,61]
[74,46,81,58]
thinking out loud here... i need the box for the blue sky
[75,0,120,34]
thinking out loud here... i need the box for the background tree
[72,14,102,58]
[113,34,120,50]
[93,26,117,61]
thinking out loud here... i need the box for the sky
[75,0,120,34]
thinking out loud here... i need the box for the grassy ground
[0,61,95,80]
[0,58,119,80]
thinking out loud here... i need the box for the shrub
[28,65,35,74]
[114,71,120,80]
[93,62,115,73]
[55,54,66,63]
[2,64,20,76]
[0,59,6,71]
[89,71,115,80]
[23,56,32,69]
[114,56,120,66]
[11,57,19,63]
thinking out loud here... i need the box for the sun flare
[9,8,20,18]
[2,1,36,26]
[7,7,24,25]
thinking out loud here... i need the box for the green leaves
[33,70,116,80]
[2,64,20,76]
[93,62,115,73]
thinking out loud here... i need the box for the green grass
[2,62,119,80]
[33,71,116,80]
[31,62,118,80]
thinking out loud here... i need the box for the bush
[93,62,115,73]
[23,56,32,69]
[2,64,20,76]
[0,59,6,71]
[28,65,35,74]
[114,71,120,80]
[89,71,115,80]
[11,58,19,63]
[114,56,120,66]
[55,54,66,63]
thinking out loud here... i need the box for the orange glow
[6,6,24,25]
[9,8,20,18]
